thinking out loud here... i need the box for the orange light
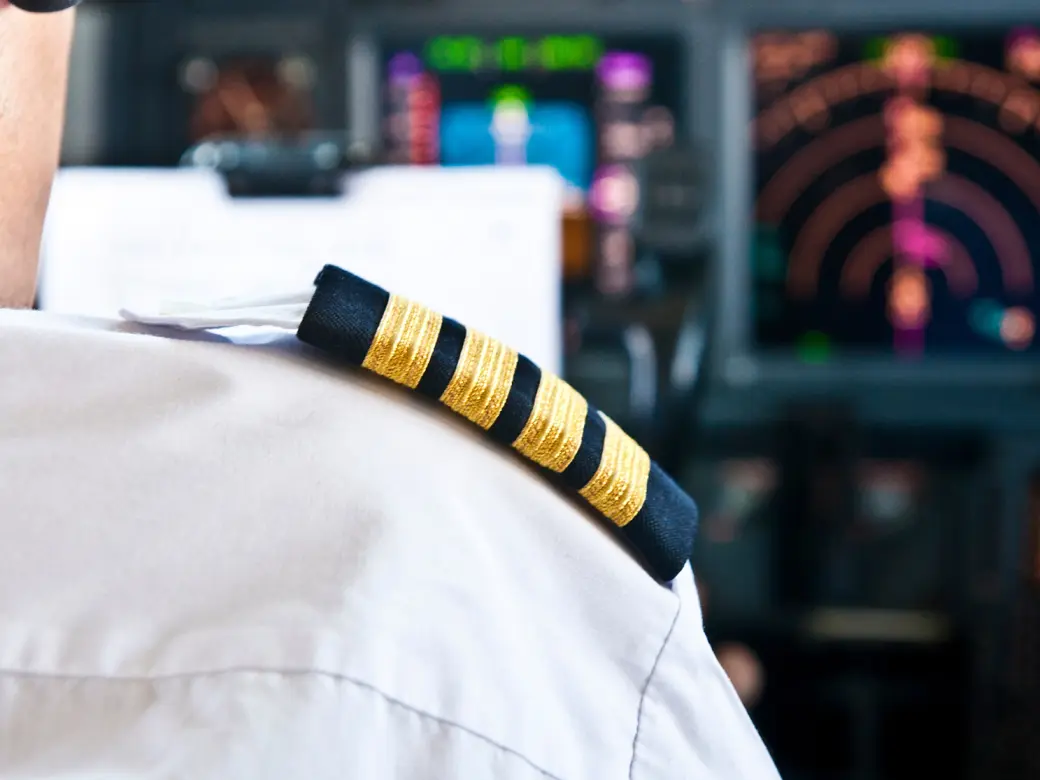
[1000,307,1035,349]
[888,267,931,328]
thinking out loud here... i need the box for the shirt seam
[628,598,682,780]
[0,665,566,780]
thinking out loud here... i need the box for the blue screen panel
[439,102,593,191]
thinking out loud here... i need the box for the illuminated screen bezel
[714,11,1040,388]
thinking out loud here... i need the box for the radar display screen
[752,30,1040,358]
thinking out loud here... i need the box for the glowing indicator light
[498,37,526,71]
[970,299,1005,337]
[1007,28,1040,81]
[589,164,640,224]
[797,331,831,363]
[1001,307,1035,349]
[489,84,532,108]
[865,34,957,63]
[541,35,603,71]
[882,34,937,89]
[423,35,604,73]
[425,36,484,71]
[388,52,423,81]
[887,267,931,329]
[969,300,1033,349]
[597,52,652,93]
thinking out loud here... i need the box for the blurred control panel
[379,33,685,294]
[752,29,1040,359]
[182,56,317,144]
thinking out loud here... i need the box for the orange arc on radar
[755,62,893,148]
[929,174,1034,291]
[942,116,1040,212]
[757,115,886,224]
[840,225,978,298]
[786,171,1032,297]
[759,115,1040,222]
[786,174,888,297]
[926,229,979,296]
[755,54,1040,299]
[755,58,1040,150]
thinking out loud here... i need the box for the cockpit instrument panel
[752,29,1040,359]
[183,56,317,144]
[380,33,684,292]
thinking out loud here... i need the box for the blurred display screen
[183,56,316,144]
[685,458,777,619]
[381,34,683,291]
[752,29,1040,358]
[686,455,970,616]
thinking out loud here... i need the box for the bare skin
[0,2,75,307]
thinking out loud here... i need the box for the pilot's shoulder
[1,265,698,582]
[293,265,699,582]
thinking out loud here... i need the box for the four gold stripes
[362,294,650,526]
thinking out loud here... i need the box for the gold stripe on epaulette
[363,295,443,388]
[512,373,587,472]
[440,330,518,429]
[579,415,651,527]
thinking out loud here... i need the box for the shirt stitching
[0,666,565,780]
[628,599,682,780]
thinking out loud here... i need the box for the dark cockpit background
[59,0,1040,776]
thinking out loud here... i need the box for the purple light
[389,52,423,82]
[1008,26,1040,48]
[596,52,652,91]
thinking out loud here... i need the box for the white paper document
[41,166,564,371]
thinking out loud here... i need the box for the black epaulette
[296,265,697,582]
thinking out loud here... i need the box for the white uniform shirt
[0,311,781,779]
